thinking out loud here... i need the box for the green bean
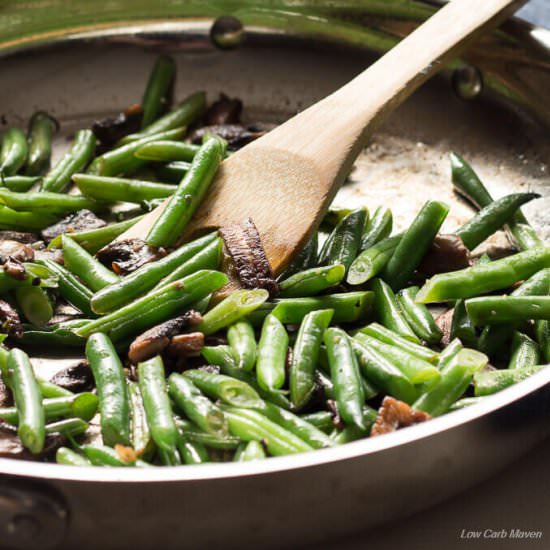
[183,369,263,409]
[324,328,366,430]
[47,215,146,254]
[396,286,443,344]
[168,373,228,436]
[141,55,176,129]
[146,135,225,247]
[88,127,184,177]
[138,356,177,454]
[416,248,550,303]
[466,296,550,326]
[0,263,57,294]
[86,333,130,446]
[0,128,28,176]
[25,112,57,176]
[300,411,334,432]
[234,440,265,461]
[63,235,119,292]
[78,270,227,342]
[220,405,313,455]
[354,333,440,384]
[0,204,57,231]
[360,206,392,251]
[135,141,199,162]
[347,234,401,285]
[321,207,353,231]
[128,381,154,457]
[81,444,134,467]
[0,188,99,213]
[356,323,439,363]
[1,175,41,192]
[535,321,549,363]
[73,173,175,203]
[448,397,484,411]
[514,268,550,297]
[56,447,92,466]
[124,91,206,143]
[414,348,488,416]
[330,424,370,445]
[508,331,540,370]
[15,286,53,327]
[318,208,367,272]
[351,339,417,404]
[256,314,288,392]
[8,349,44,453]
[227,320,257,372]
[383,200,449,290]
[449,299,477,347]
[176,418,242,450]
[278,264,345,298]
[177,434,210,465]
[474,364,548,397]
[155,161,191,183]
[90,232,217,313]
[455,192,540,251]
[38,259,94,316]
[371,278,420,343]
[46,417,88,436]
[198,289,269,335]
[290,309,334,410]
[450,152,544,250]
[21,324,86,349]
[282,232,318,279]
[37,378,73,398]
[41,129,96,192]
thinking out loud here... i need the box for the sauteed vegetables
[0,55,548,466]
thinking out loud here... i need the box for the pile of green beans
[0,58,547,467]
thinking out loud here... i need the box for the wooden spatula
[120,0,525,275]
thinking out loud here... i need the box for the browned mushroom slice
[0,423,66,460]
[202,94,243,126]
[0,299,23,340]
[95,238,166,275]
[435,307,454,347]
[190,123,274,150]
[3,257,26,280]
[220,218,279,296]
[166,332,205,357]
[127,311,203,364]
[92,103,143,149]
[41,209,107,243]
[0,240,34,264]
[50,361,94,393]
[0,231,38,244]
[370,396,431,437]
[418,233,471,277]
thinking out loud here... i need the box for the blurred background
[519,0,550,25]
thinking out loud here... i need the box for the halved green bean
[86,333,130,446]
[290,309,334,410]
[15,286,53,327]
[234,440,265,462]
[347,234,401,285]
[256,314,288,392]
[88,127,184,177]
[56,447,92,466]
[396,286,442,344]
[48,215,146,253]
[73,173,175,203]
[146,135,225,247]
[41,129,96,192]
[227,320,257,372]
[38,258,94,316]
[278,264,345,298]
[77,270,227,342]
[371,278,420,343]
[197,289,269,335]
[138,356,177,454]
[0,204,57,231]
[352,338,417,404]
[135,141,199,162]
[356,323,439,363]
[318,208,367,272]
[63,235,119,292]
[82,444,134,467]
[455,192,540,251]
[416,248,550,303]
[168,373,228,436]
[9,349,44,453]
[1,175,41,192]
[354,333,440,384]
[220,405,313,455]
[282,232,318,279]
[474,364,548,396]
[141,55,176,129]
[0,128,28,176]
[324,328,366,430]
[90,232,217,313]
[466,296,550,326]
[383,200,449,290]
[360,206,392,251]
[25,112,57,176]
[508,331,540,370]
[177,434,210,465]
[176,418,241,450]
[0,188,99,213]
[414,348,488,416]
[46,417,88,436]
[128,381,154,457]
[449,299,477,347]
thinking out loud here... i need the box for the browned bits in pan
[370,396,431,437]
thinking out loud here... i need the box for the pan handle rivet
[452,65,483,100]
[210,16,244,50]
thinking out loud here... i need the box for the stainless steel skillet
[0,2,549,549]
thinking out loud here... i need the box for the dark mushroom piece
[0,240,34,263]
[165,332,204,357]
[0,231,38,244]
[370,396,431,437]
[3,258,26,280]
[50,361,94,393]
[41,209,107,244]
[418,233,471,277]
[95,238,166,275]
[92,104,143,149]
[189,123,275,150]
[435,308,454,347]
[0,422,66,460]
[202,94,243,126]
[0,299,23,340]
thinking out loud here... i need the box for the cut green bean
[25,112,58,176]
[535,321,549,363]
[82,444,134,467]
[347,234,401,285]
[141,55,176,129]
[46,417,88,436]
[227,320,257,372]
[0,128,28,176]
[234,440,265,461]
[177,433,209,465]
[474,364,548,396]
[15,286,53,327]
[256,314,288,392]
[300,411,334,432]
[449,299,477,347]
[279,264,345,298]
[360,206,392,251]
[37,378,73,399]
[135,140,199,162]
[0,204,57,231]
[465,296,550,326]
[56,447,92,466]
[1,175,41,192]
[176,418,242,450]
[282,232,319,279]
[508,331,540,370]
[396,286,442,344]
[0,188,100,213]
[128,381,154,457]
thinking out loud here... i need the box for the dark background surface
[322,3,550,549]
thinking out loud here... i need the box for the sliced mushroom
[50,361,94,393]
[92,104,143,149]
[0,299,23,340]
[435,308,454,347]
[0,240,34,264]
[3,257,26,280]
[418,234,471,277]
[41,209,107,243]
[189,123,274,150]
[165,332,205,357]
[202,94,243,126]
[95,238,166,275]
[370,396,431,437]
